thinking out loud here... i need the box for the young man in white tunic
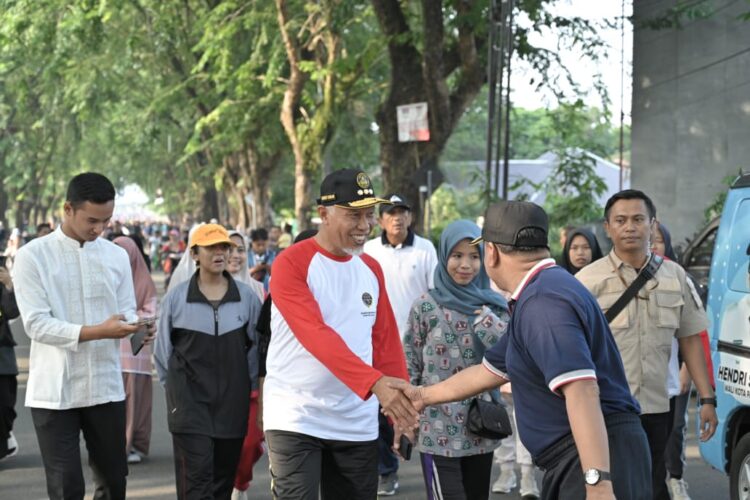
[12,172,155,500]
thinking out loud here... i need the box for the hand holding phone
[128,316,157,327]
[129,316,157,355]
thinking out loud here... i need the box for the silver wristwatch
[584,468,611,485]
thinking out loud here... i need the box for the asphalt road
[0,274,732,499]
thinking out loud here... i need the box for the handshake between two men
[371,363,506,455]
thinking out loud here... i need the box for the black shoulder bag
[605,253,663,324]
[454,318,513,440]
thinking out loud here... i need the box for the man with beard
[263,169,415,500]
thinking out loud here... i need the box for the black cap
[379,193,411,214]
[317,169,390,209]
[471,200,549,248]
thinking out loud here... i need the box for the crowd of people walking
[0,169,718,500]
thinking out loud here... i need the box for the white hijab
[166,224,201,294]
[228,231,265,301]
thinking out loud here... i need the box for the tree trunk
[372,0,486,233]
[0,176,8,229]
[245,145,279,229]
[200,185,220,222]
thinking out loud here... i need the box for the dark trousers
[171,433,243,500]
[0,374,17,457]
[640,410,673,500]
[665,392,690,479]
[535,412,651,500]
[31,401,127,500]
[420,452,494,500]
[266,429,378,500]
[378,411,399,476]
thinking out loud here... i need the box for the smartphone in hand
[128,316,157,327]
[398,434,413,461]
[129,317,157,355]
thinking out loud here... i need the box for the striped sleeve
[270,242,383,400]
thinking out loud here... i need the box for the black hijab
[562,227,604,274]
[655,222,678,261]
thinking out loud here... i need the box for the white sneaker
[231,488,248,500]
[127,451,142,464]
[492,466,517,493]
[519,468,540,499]
[668,477,691,500]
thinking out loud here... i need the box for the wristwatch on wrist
[699,397,718,408]
[584,468,611,486]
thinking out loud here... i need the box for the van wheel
[731,434,750,500]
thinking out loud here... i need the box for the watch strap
[699,397,718,408]
[585,468,611,485]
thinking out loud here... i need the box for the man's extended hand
[699,403,718,442]
[386,378,426,413]
[371,376,419,431]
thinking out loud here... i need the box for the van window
[728,199,750,293]
[687,228,717,268]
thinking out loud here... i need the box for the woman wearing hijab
[561,227,603,274]
[228,230,265,500]
[167,225,203,294]
[651,221,678,261]
[227,231,265,301]
[114,236,158,464]
[403,220,509,500]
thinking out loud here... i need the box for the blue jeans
[378,411,399,476]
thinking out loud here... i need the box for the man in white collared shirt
[12,172,149,500]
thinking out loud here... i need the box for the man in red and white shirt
[263,169,414,500]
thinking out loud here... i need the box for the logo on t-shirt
[362,292,373,307]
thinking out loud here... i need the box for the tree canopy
[0,0,621,231]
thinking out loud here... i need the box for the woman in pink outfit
[114,236,158,464]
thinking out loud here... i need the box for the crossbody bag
[453,314,513,440]
[605,253,663,324]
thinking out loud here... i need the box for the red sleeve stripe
[548,369,597,396]
[482,358,509,380]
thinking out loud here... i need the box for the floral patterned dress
[403,292,509,458]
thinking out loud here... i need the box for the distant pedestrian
[561,227,603,274]
[0,263,20,461]
[114,236,158,465]
[36,223,53,238]
[227,230,265,500]
[248,228,275,291]
[12,172,150,500]
[364,193,438,496]
[276,223,293,251]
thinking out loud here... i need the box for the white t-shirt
[364,231,438,339]
[264,238,407,441]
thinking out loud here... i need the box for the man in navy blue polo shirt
[389,201,650,500]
